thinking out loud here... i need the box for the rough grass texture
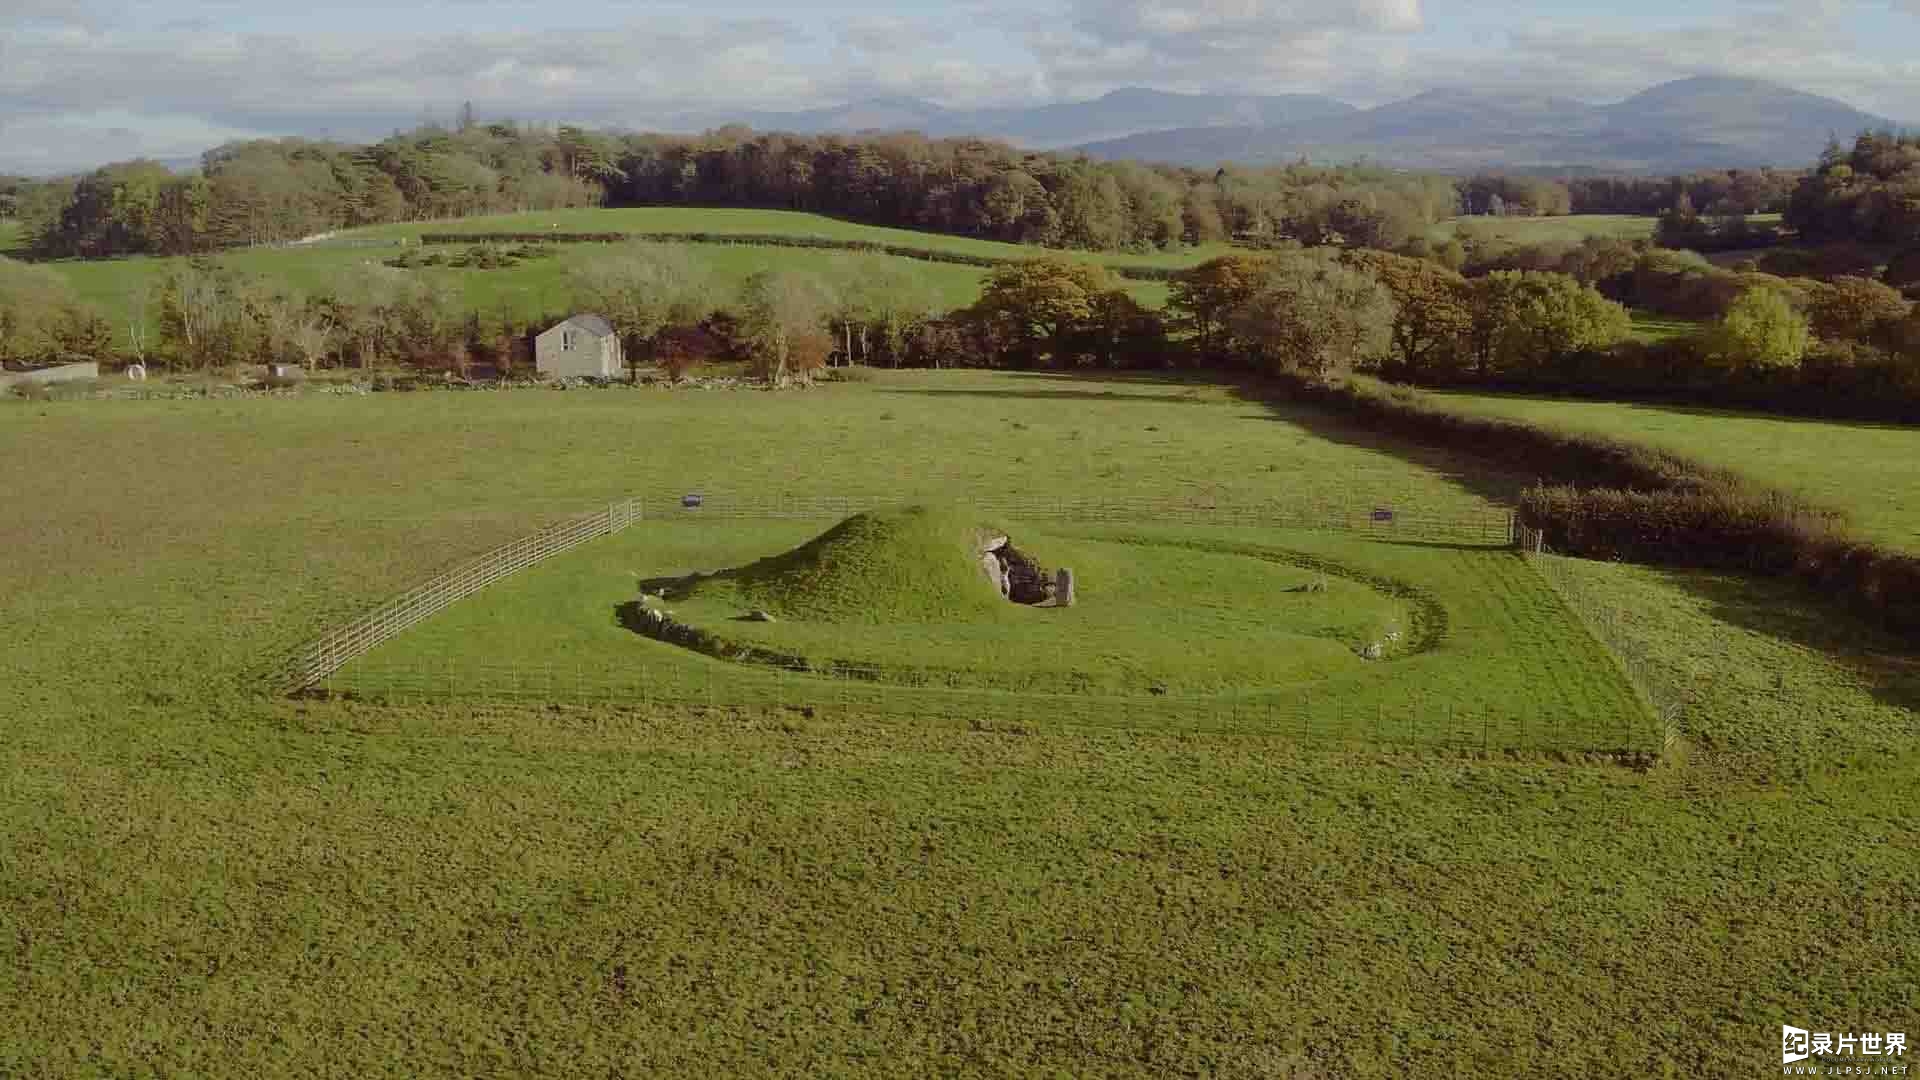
[4,370,1918,1075]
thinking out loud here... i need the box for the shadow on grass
[1216,373,1920,726]
[1227,380,1536,507]
[1649,565,1920,717]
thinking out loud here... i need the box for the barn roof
[554,314,616,337]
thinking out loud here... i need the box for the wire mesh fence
[1518,526,1686,758]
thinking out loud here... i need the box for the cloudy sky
[3,0,1917,173]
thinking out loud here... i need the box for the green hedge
[1272,374,1920,633]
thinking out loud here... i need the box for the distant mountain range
[669,88,1359,152]
[671,77,1903,174]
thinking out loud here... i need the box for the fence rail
[270,493,1518,697]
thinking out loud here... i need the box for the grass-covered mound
[668,505,1019,625]
[636,512,1422,694]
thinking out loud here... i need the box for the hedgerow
[1269,374,1920,633]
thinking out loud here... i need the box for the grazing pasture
[1428,213,1660,245]
[40,207,1186,334]
[1437,391,1920,550]
[1627,310,1701,342]
[45,240,1008,336]
[1427,212,1784,248]
[3,369,1917,1076]
[344,206,1232,269]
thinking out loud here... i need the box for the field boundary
[270,493,1520,696]
[1518,526,1685,758]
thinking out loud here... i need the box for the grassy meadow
[1427,212,1785,248]
[4,369,1918,1074]
[1438,391,1920,550]
[36,206,1202,334]
[1627,310,1701,342]
[46,238,1005,336]
[0,218,24,257]
[1428,213,1659,246]
[348,206,1231,270]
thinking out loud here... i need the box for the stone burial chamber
[979,534,1074,607]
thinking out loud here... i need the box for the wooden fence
[269,498,641,694]
[270,493,1519,696]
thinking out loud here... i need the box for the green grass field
[0,218,24,257]
[46,240,1013,336]
[4,369,1917,1074]
[1428,213,1659,246]
[44,211,1180,332]
[1427,212,1784,248]
[1436,391,1920,550]
[1628,310,1701,342]
[346,206,1231,269]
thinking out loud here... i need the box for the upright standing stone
[982,552,1009,598]
[1055,568,1075,607]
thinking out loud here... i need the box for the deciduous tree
[1706,287,1811,370]
[1227,250,1396,380]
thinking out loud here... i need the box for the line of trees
[14,119,1463,260]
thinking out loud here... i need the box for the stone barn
[535,314,624,379]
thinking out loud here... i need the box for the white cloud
[1,0,1915,173]
[0,109,270,171]
[1023,0,1425,100]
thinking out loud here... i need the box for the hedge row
[1274,375,1920,634]
[414,231,1176,281]
[1274,376,1763,495]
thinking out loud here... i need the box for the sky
[3,0,1918,173]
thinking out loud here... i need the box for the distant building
[535,314,624,379]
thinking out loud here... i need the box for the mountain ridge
[668,76,1904,173]
[1071,76,1902,172]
